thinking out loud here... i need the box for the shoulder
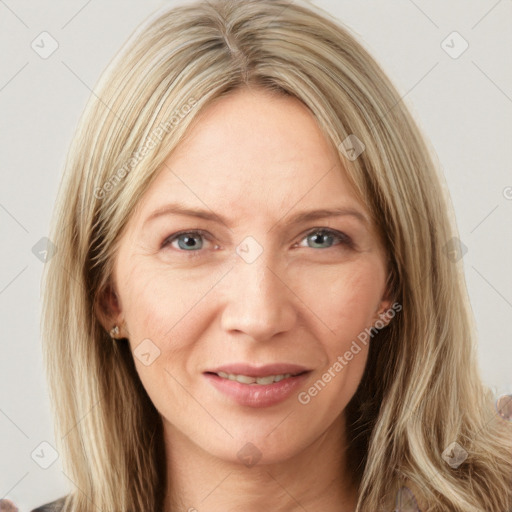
[30,496,67,512]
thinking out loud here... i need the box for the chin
[199,425,317,468]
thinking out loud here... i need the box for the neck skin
[162,412,358,512]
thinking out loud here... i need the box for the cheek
[302,259,385,336]
[118,268,199,415]
[117,261,220,401]
[119,261,209,343]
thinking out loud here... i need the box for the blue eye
[161,228,352,255]
[298,228,352,249]
[163,230,209,252]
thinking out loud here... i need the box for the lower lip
[204,372,310,408]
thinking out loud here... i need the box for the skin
[99,87,392,512]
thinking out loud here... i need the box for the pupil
[311,232,331,248]
[184,236,196,247]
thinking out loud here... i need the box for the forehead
[135,88,366,224]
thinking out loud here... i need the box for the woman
[34,0,512,510]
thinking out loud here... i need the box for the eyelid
[161,227,353,253]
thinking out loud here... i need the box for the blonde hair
[41,1,512,510]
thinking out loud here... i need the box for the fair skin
[99,87,391,511]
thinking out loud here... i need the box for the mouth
[205,370,309,385]
[203,364,312,408]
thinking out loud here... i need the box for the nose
[219,247,297,342]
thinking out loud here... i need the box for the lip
[203,363,311,408]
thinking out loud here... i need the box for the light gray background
[1,0,511,509]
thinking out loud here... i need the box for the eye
[161,227,353,256]
[296,228,353,250]
[162,230,213,253]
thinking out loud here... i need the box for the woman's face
[109,88,390,465]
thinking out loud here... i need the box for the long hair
[41,1,512,510]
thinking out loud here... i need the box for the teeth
[216,371,293,384]
[233,374,254,384]
[255,375,275,385]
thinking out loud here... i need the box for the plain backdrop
[1,0,511,509]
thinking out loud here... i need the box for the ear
[373,299,392,325]
[94,281,126,336]
[372,275,395,326]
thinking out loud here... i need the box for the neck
[163,413,358,512]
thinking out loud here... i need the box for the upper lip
[205,363,311,377]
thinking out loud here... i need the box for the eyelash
[161,228,353,256]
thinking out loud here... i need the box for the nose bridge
[220,236,296,340]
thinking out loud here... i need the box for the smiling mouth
[203,368,311,407]
[205,371,309,385]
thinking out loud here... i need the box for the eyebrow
[143,203,369,229]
